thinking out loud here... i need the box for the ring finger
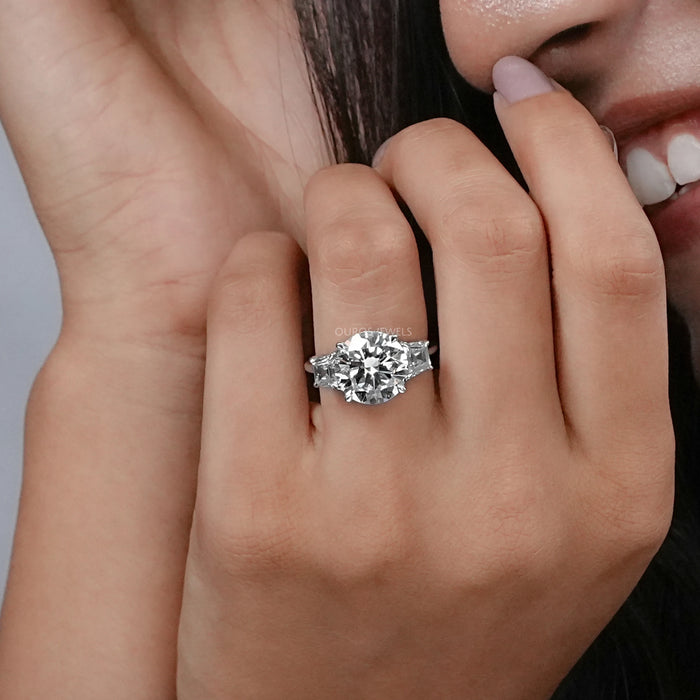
[304,163,436,446]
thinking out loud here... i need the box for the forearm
[0,331,204,699]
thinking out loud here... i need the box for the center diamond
[333,330,410,405]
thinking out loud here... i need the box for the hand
[176,76,674,698]
[0,1,325,696]
[0,0,325,342]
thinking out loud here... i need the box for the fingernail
[492,56,557,105]
[599,125,619,161]
[372,137,393,168]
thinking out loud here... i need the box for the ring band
[305,330,437,405]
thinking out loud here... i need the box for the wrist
[0,328,204,699]
[39,323,207,409]
[58,288,209,357]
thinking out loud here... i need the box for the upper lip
[600,85,700,146]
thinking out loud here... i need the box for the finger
[491,57,672,462]
[198,231,310,513]
[303,164,435,439]
[373,120,562,435]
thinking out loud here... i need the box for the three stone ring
[305,330,438,406]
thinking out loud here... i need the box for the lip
[616,108,700,166]
[600,87,700,259]
[601,85,700,146]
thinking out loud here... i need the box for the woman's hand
[0,1,325,697]
[0,0,325,340]
[177,64,675,699]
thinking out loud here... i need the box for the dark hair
[293,1,700,696]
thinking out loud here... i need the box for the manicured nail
[372,137,393,168]
[492,56,557,104]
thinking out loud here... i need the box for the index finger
[492,56,673,464]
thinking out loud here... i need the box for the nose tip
[441,0,645,93]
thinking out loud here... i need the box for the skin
[0,0,688,697]
[440,0,700,375]
[178,93,675,698]
[0,1,322,696]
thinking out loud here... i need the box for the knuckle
[630,475,675,550]
[306,161,371,190]
[490,498,552,561]
[462,472,563,585]
[315,217,414,296]
[208,232,295,334]
[492,530,562,584]
[594,495,673,563]
[438,197,545,273]
[193,495,302,577]
[390,118,467,155]
[577,230,665,299]
[585,455,675,558]
[209,270,280,334]
[321,524,410,587]
[312,488,413,586]
[467,519,561,589]
[229,229,297,261]
[304,163,379,213]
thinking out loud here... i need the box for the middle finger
[374,119,563,435]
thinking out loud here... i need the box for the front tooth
[667,133,700,186]
[625,148,677,205]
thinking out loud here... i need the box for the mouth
[602,89,700,258]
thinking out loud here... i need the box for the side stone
[406,341,432,378]
[310,353,338,389]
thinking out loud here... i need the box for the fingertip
[491,56,557,106]
[492,90,509,116]
[372,136,393,169]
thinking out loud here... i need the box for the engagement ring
[305,330,437,406]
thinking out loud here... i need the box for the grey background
[0,123,62,596]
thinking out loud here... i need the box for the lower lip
[646,180,700,258]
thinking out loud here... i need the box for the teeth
[625,148,677,206]
[667,133,700,186]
